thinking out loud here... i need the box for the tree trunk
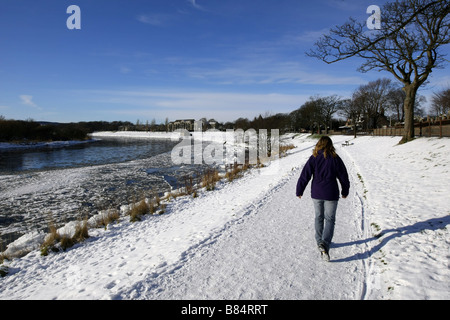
[400,84,417,144]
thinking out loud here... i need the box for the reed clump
[40,218,89,256]
[225,161,251,182]
[202,168,221,191]
[95,208,121,229]
[129,199,150,222]
[0,241,7,277]
[279,143,295,157]
[128,190,167,222]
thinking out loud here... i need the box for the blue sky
[1,0,449,123]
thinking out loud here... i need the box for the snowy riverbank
[0,134,449,300]
[90,130,257,143]
[90,131,183,140]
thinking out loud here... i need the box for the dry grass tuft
[129,199,150,222]
[40,218,90,256]
[95,209,120,229]
[225,162,250,182]
[202,168,220,191]
[279,143,296,157]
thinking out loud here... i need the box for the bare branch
[307,0,450,142]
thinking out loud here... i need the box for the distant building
[208,120,217,129]
[167,119,195,132]
[167,119,219,132]
[339,117,364,133]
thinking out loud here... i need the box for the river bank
[1,134,448,300]
[0,130,270,247]
[0,134,200,247]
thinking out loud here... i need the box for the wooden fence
[373,118,450,138]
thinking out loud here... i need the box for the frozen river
[0,137,209,247]
[0,138,178,173]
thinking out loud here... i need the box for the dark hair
[313,136,337,158]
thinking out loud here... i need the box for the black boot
[318,243,330,262]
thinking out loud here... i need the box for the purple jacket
[296,150,350,201]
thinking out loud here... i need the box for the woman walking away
[296,136,350,262]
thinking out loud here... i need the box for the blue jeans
[312,199,338,251]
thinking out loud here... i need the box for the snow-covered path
[126,155,366,300]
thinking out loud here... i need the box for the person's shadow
[331,215,450,263]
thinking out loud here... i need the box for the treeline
[222,97,344,134]
[0,118,134,142]
[228,79,449,135]
[2,80,447,141]
[222,113,292,133]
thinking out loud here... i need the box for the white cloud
[185,60,365,86]
[292,29,330,43]
[187,0,205,11]
[137,14,171,26]
[84,89,310,122]
[20,95,40,109]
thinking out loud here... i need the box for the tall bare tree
[308,0,450,143]
[431,87,450,116]
[289,95,343,134]
[339,98,363,138]
[353,78,397,130]
[386,87,406,123]
[318,95,344,134]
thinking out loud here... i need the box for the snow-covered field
[0,134,448,301]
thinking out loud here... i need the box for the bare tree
[150,118,156,132]
[297,98,323,133]
[308,0,450,143]
[290,95,343,134]
[386,87,406,123]
[318,95,344,134]
[339,98,363,138]
[386,87,427,122]
[353,78,397,130]
[431,87,450,116]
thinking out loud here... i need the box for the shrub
[40,219,90,255]
[225,162,249,182]
[0,265,8,277]
[129,199,149,222]
[72,219,89,243]
[279,144,295,157]
[59,235,75,251]
[95,209,120,229]
[202,168,220,191]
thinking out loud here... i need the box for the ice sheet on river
[0,151,201,246]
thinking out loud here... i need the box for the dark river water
[0,137,213,248]
[0,138,179,173]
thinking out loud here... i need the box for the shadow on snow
[331,215,449,263]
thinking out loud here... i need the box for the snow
[0,140,94,151]
[0,134,449,300]
[90,131,185,140]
